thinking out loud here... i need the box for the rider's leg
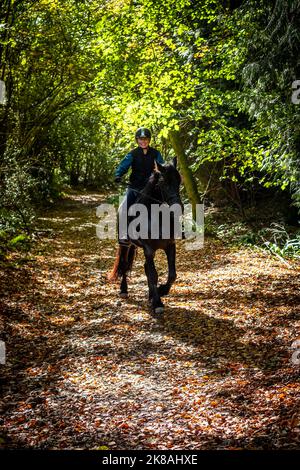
[118,188,138,245]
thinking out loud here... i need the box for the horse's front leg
[119,246,129,298]
[144,261,153,302]
[144,250,164,314]
[158,243,176,297]
[120,274,128,298]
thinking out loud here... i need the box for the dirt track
[0,192,299,449]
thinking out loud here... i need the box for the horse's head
[154,157,183,208]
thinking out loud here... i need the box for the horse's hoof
[154,306,164,314]
[119,292,128,298]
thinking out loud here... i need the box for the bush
[0,154,36,258]
[239,223,300,260]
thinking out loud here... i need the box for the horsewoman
[110,127,183,313]
[114,127,164,245]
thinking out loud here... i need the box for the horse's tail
[107,246,121,282]
[107,244,136,282]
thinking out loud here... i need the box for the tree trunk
[168,129,201,218]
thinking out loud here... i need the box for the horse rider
[114,127,164,245]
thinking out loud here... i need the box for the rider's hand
[115,176,122,183]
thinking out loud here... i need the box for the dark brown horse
[108,158,183,314]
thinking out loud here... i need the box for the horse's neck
[138,181,161,206]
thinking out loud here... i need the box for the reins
[119,181,167,205]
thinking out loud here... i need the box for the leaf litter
[0,192,299,450]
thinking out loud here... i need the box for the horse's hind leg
[158,243,176,297]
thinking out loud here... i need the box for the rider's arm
[115,152,133,178]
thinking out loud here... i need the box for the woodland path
[0,191,299,450]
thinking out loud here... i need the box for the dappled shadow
[2,191,299,450]
[158,306,287,371]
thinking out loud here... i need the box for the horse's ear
[172,156,178,169]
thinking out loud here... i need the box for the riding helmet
[135,127,151,139]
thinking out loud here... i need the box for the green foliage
[49,103,117,188]
[0,155,36,232]
[236,0,300,204]
[8,234,31,250]
[205,212,300,260]
[238,223,300,260]
[0,152,36,257]
[1,0,300,258]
